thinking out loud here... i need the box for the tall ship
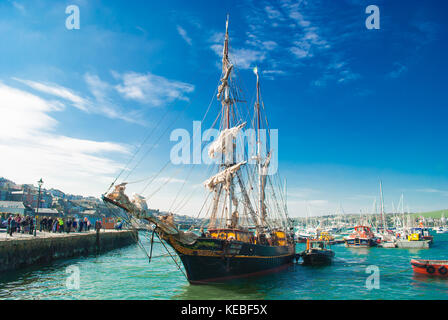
[103,16,295,284]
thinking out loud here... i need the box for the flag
[253,66,258,75]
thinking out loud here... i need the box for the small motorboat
[300,239,335,265]
[344,225,378,248]
[410,227,433,243]
[411,259,448,277]
[435,226,448,234]
[318,231,335,242]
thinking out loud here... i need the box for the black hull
[301,250,334,266]
[166,236,295,284]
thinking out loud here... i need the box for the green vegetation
[411,209,448,219]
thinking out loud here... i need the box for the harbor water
[1,232,448,300]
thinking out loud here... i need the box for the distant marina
[1,231,448,300]
[1,173,448,299]
[2,173,448,299]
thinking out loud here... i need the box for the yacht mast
[380,180,386,231]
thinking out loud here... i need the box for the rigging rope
[153,230,188,280]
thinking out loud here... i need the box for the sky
[0,0,447,217]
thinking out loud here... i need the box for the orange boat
[411,259,448,277]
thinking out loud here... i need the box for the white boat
[435,226,448,234]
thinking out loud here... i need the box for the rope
[168,165,195,213]
[103,202,152,261]
[153,230,188,280]
[140,160,171,195]
[106,107,171,194]
[148,229,155,264]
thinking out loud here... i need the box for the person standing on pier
[58,218,64,233]
[66,218,72,233]
[15,215,21,233]
[95,219,102,232]
[40,216,47,232]
[29,217,34,235]
[20,216,27,234]
[47,217,53,232]
[52,218,58,232]
[83,217,88,232]
[7,215,13,236]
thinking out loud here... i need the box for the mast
[206,16,283,233]
[218,15,233,129]
[379,180,386,231]
[217,15,234,226]
[254,66,264,226]
[284,178,288,221]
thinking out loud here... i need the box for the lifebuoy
[426,265,436,274]
[438,266,447,275]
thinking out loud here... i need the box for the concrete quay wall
[0,230,138,272]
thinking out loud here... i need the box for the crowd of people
[1,214,98,237]
[38,216,92,234]
[3,214,35,236]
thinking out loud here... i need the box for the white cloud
[337,70,361,83]
[209,32,224,44]
[13,78,90,112]
[262,40,278,51]
[388,63,408,79]
[311,60,361,87]
[11,1,25,14]
[262,69,286,80]
[290,44,312,59]
[210,43,266,70]
[0,83,129,196]
[154,177,187,184]
[176,25,192,45]
[264,6,283,20]
[84,73,109,101]
[14,76,144,124]
[114,71,195,106]
[84,73,144,124]
[417,188,448,196]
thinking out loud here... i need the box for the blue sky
[0,0,447,216]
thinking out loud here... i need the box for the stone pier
[0,229,138,272]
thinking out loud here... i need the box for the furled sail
[203,161,246,191]
[104,183,179,235]
[260,151,272,222]
[217,64,233,99]
[106,183,138,213]
[132,193,149,212]
[208,122,246,159]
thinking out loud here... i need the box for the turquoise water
[1,232,448,300]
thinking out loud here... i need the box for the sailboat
[435,213,448,233]
[376,181,397,247]
[103,16,295,284]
